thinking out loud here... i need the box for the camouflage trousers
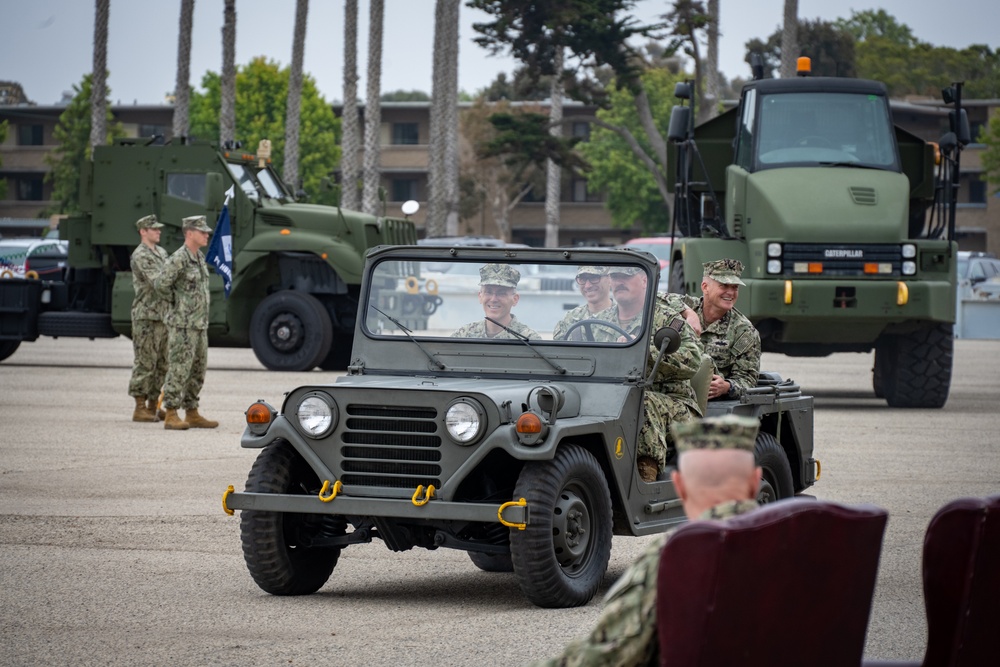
[162,326,208,410]
[637,391,699,469]
[127,319,168,401]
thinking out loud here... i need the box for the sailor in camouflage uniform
[531,415,762,667]
[552,266,614,341]
[127,214,170,422]
[667,259,761,400]
[451,264,540,340]
[155,215,219,430]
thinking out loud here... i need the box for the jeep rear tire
[754,432,793,503]
[510,444,613,608]
[249,291,333,372]
[240,440,344,595]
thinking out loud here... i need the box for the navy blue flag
[206,198,234,297]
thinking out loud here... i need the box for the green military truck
[222,245,818,608]
[0,139,417,371]
[666,63,969,408]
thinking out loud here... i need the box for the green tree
[44,74,124,215]
[745,18,855,78]
[578,67,683,231]
[835,9,917,47]
[981,108,1000,195]
[381,90,431,101]
[189,57,341,206]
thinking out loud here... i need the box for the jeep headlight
[446,399,485,445]
[296,393,337,438]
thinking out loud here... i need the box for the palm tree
[89,0,109,153]
[220,0,236,146]
[780,0,799,78]
[173,0,195,140]
[544,46,563,248]
[427,0,459,236]
[442,0,461,236]
[284,0,309,191]
[702,0,721,122]
[340,0,361,210]
[362,0,384,216]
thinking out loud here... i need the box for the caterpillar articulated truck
[0,139,417,371]
[666,59,968,408]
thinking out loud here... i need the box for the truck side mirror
[673,82,692,100]
[938,131,958,156]
[205,173,225,210]
[949,109,971,146]
[668,107,691,143]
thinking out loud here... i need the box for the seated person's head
[609,266,648,311]
[670,415,762,520]
[575,266,611,307]
[701,259,745,315]
[479,264,521,321]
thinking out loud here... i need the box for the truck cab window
[166,173,207,204]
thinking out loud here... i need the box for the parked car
[619,236,672,291]
[957,251,1000,301]
[0,238,69,280]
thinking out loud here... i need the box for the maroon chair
[656,498,889,667]
[866,495,1000,667]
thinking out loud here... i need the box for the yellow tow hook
[412,484,436,506]
[498,498,528,530]
[318,480,343,503]
[222,485,235,516]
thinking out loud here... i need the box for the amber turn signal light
[516,412,543,434]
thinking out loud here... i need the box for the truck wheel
[250,291,333,371]
[881,324,953,409]
[667,258,686,294]
[755,432,793,503]
[240,440,345,595]
[468,550,514,573]
[872,339,894,399]
[0,340,20,362]
[509,444,613,608]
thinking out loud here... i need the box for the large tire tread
[755,432,794,503]
[249,291,333,372]
[882,324,953,409]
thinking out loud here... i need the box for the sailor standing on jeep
[670,259,761,400]
[451,264,541,340]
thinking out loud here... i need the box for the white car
[0,238,69,280]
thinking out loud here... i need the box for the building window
[16,176,44,200]
[960,172,987,206]
[391,123,419,145]
[391,178,417,201]
[139,124,168,139]
[572,179,588,202]
[17,124,44,146]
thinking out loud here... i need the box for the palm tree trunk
[426,0,449,236]
[701,0,720,122]
[362,0,384,216]
[442,0,461,236]
[220,0,236,146]
[544,46,564,248]
[173,0,194,141]
[284,0,309,191]
[780,0,799,78]
[89,0,109,154]
[340,0,361,210]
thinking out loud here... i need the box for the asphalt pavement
[1,335,998,666]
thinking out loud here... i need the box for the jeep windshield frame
[353,246,660,380]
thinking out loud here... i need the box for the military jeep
[224,245,818,608]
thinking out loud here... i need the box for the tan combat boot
[147,399,166,421]
[163,408,190,430]
[637,456,659,483]
[132,396,156,422]
[185,408,219,429]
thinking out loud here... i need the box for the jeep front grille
[340,404,442,488]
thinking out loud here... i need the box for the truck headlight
[767,242,783,258]
[902,261,917,276]
[446,399,485,444]
[901,243,916,259]
[767,259,782,274]
[296,393,337,438]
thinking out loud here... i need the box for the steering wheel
[796,135,834,148]
[563,318,633,342]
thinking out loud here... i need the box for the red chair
[866,495,1000,667]
[656,499,889,667]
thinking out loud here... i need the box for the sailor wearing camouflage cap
[551,265,613,341]
[451,263,540,340]
[127,213,170,423]
[135,214,164,230]
[181,215,213,234]
[533,414,761,667]
[703,258,746,286]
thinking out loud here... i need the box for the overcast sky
[2,0,997,107]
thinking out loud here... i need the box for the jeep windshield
[362,252,655,351]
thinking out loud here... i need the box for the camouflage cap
[479,263,520,288]
[703,258,745,286]
[671,414,758,453]
[135,214,163,230]
[182,215,212,233]
[609,266,642,277]
[576,266,608,277]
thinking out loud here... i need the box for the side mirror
[673,82,692,100]
[654,326,681,355]
[668,106,691,143]
[938,131,958,156]
[949,109,971,146]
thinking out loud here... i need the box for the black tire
[667,258,686,295]
[37,311,118,338]
[317,333,353,371]
[249,291,333,372]
[240,440,345,595]
[755,432,793,503]
[881,324,953,409]
[468,550,514,573]
[872,339,894,400]
[0,339,20,362]
[509,444,613,608]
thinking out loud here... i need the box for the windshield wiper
[484,316,566,374]
[370,305,446,370]
[818,161,886,170]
